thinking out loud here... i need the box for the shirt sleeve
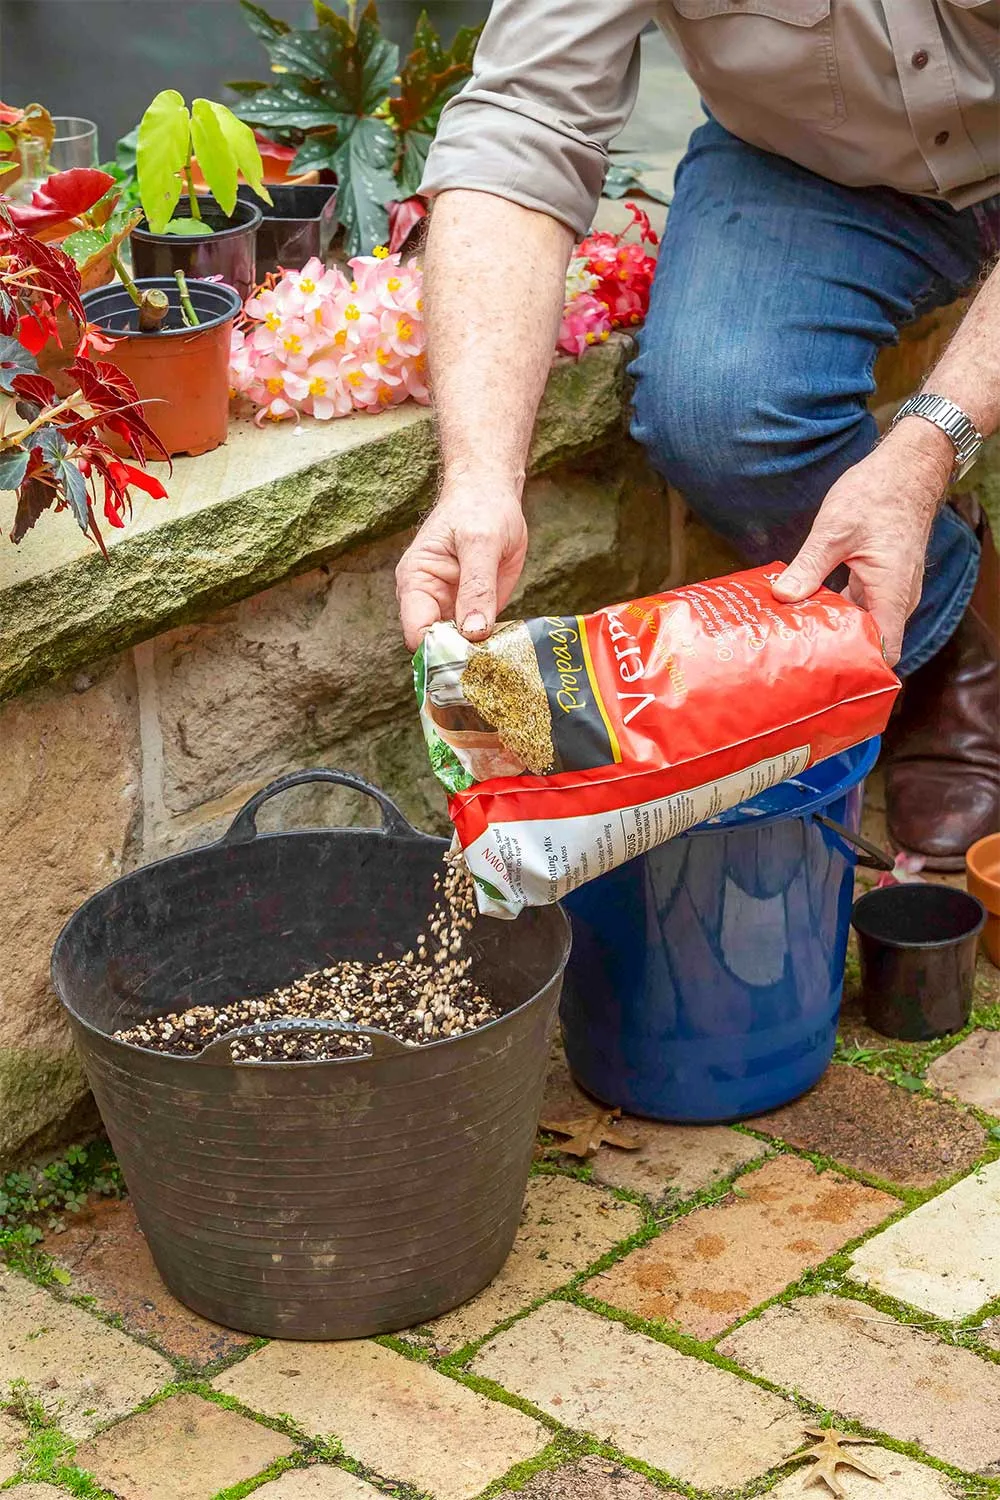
[419,0,655,237]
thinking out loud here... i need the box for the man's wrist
[883,415,956,493]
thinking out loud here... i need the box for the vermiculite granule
[463,622,555,775]
[114,856,499,1061]
[415,563,901,918]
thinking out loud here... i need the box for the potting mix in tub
[416,563,900,917]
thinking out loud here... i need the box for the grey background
[0,0,491,159]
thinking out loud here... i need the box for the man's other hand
[772,419,954,666]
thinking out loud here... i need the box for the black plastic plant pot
[238,183,338,277]
[51,769,571,1340]
[131,195,262,304]
[852,884,986,1041]
[82,278,242,459]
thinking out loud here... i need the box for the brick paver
[719,1294,1000,1470]
[471,1299,803,1490]
[215,1338,547,1500]
[0,1267,172,1438]
[584,1156,894,1338]
[42,1198,252,1367]
[751,1063,986,1187]
[502,1455,683,1500]
[420,1174,643,1353]
[75,1393,297,1500]
[543,1052,766,1201]
[254,1470,385,1499]
[927,1031,1000,1112]
[0,1411,24,1482]
[849,1159,1000,1318]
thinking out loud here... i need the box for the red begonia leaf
[4,168,116,237]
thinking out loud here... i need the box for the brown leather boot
[885,597,1000,871]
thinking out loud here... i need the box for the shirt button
[935,129,950,146]
[912,48,929,68]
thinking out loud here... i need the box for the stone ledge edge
[0,340,630,705]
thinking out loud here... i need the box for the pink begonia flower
[301,359,353,421]
[557,291,613,357]
[231,247,431,422]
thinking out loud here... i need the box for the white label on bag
[464,745,811,917]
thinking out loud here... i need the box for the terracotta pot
[237,184,338,277]
[967,833,1000,969]
[81,278,242,458]
[131,196,262,304]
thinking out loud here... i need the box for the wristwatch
[890,392,983,482]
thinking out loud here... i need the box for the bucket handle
[219,769,418,845]
[197,1016,412,1063]
[813,812,894,872]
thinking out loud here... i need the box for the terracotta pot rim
[82,278,242,342]
[132,195,263,245]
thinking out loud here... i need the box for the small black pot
[238,183,338,277]
[852,884,986,1041]
[131,195,262,304]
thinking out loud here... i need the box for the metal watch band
[891,392,983,482]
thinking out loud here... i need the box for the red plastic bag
[415,564,900,916]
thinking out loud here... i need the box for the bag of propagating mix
[415,563,900,918]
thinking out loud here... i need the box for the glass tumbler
[49,117,100,171]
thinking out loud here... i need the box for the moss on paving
[8,1025,1000,1498]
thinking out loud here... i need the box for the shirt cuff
[419,90,609,238]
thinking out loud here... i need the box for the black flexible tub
[51,770,570,1339]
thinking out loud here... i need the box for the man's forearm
[893,257,1000,475]
[424,189,574,493]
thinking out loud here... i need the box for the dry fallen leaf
[783,1427,882,1498]
[539,1107,645,1159]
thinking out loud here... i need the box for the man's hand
[396,483,528,652]
[772,419,954,665]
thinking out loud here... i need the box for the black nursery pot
[131,195,262,303]
[852,884,986,1041]
[238,183,338,277]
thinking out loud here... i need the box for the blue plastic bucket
[560,738,882,1123]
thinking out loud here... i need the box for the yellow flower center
[416,298,423,311]
[266,375,284,394]
[387,276,401,292]
[334,329,348,347]
[282,334,302,353]
[265,311,281,331]
[376,347,391,366]
[346,370,363,387]
[350,280,358,292]
[414,353,427,372]
[601,329,611,340]
[377,386,393,404]
[585,332,596,345]
[395,319,412,342]
[314,307,324,325]
[345,304,360,321]
[373,245,390,259]
[309,376,327,396]
[299,278,316,294]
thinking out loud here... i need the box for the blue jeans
[631,118,998,677]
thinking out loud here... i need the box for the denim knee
[630,338,875,561]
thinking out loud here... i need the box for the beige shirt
[421,1,1000,235]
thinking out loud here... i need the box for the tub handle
[219,768,418,844]
[197,1016,412,1063]
[813,813,894,871]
